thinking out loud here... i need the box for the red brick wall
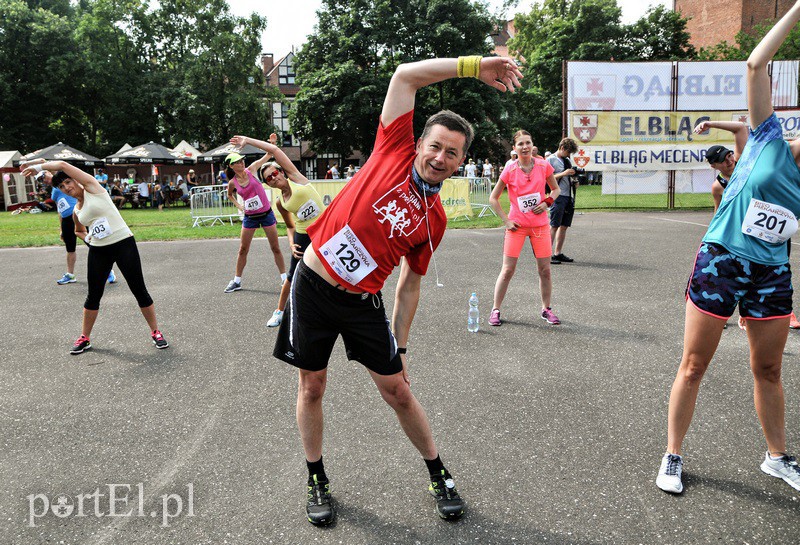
[677,0,796,50]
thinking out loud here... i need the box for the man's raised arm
[381,56,523,126]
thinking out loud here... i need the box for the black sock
[424,455,447,477]
[307,457,327,482]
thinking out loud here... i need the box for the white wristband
[31,164,43,173]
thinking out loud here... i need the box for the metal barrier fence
[190,178,499,227]
[189,185,242,227]
[451,176,496,218]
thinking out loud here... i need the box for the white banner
[601,169,716,195]
[573,144,715,171]
[568,61,799,111]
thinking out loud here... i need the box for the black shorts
[273,261,403,375]
[61,215,77,253]
[549,195,574,228]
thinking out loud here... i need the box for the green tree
[508,0,695,148]
[0,0,85,152]
[290,0,516,164]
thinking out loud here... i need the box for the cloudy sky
[228,0,672,61]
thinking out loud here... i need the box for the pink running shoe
[790,313,800,330]
[151,330,169,349]
[70,334,91,355]
[489,308,501,326]
[541,308,561,325]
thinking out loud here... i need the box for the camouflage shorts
[686,242,793,319]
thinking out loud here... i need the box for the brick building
[261,51,363,179]
[676,0,795,50]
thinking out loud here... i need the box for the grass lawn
[1,187,713,248]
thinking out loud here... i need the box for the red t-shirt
[500,158,554,228]
[307,110,447,294]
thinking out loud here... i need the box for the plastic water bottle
[468,293,480,333]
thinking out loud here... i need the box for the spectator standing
[94,168,109,194]
[187,169,198,190]
[481,159,493,180]
[547,137,579,264]
[464,159,477,177]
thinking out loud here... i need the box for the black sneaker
[70,335,91,355]
[151,330,169,349]
[554,253,574,263]
[306,474,334,526]
[429,470,464,520]
[550,255,562,264]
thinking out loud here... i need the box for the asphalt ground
[2,211,800,545]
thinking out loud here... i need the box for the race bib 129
[741,199,798,244]
[318,224,377,286]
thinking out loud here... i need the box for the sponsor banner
[570,109,800,146]
[440,178,472,218]
[573,144,716,171]
[568,61,799,111]
[601,169,715,195]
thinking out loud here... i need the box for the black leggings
[288,232,312,279]
[61,215,77,253]
[85,236,153,311]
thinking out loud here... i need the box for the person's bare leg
[492,256,517,310]
[297,369,328,463]
[277,279,291,312]
[139,304,159,332]
[370,370,437,459]
[746,318,789,455]
[81,309,99,338]
[553,226,568,255]
[235,228,256,277]
[536,256,552,309]
[263,225,287,275]
[66,251,76,275]
[666,303,725,455]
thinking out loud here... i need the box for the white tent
[0,150,31,210]
[172,140,201,159]
[115,143,132,154]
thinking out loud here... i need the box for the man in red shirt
[274,56,522,525]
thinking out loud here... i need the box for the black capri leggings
[85,236,153,311]
[61,215,77,253]
[288,232,312,280]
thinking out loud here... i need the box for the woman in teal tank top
[657,4,800,495]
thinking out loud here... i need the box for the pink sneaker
[489,308,501,326]
[790,312,800,330]
[541,308,561,325]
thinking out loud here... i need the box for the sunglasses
[262,169,282,181]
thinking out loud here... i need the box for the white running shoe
[267,309,284,328]
[760,452,800,491]
[656,453,684,494]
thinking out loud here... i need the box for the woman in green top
[230,134,326,328]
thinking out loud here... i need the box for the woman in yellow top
[21,160,168,354]
[230,134,326,328]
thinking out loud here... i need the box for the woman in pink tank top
[222,143,287,295]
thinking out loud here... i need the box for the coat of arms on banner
[572,114,598,143]
[573,149,591,169]
[572,75,616,110]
